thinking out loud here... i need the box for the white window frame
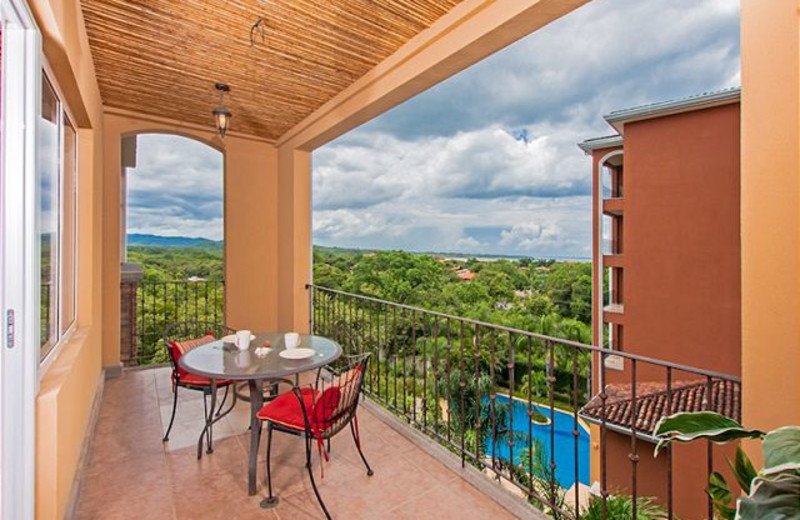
[37,58,79,373]
[1,0,40,518]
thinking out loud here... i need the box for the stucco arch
[118,129,226,249]
[101,110,280,370]
[121,129,225,154]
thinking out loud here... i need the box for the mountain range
[127,234,222,248]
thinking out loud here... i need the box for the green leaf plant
[653,411,799,520]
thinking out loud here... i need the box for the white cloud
[127,134,224,240]
[500,222,561,251]
[311,0,739,258]
[454,236,482,250]
[314,124,591,207]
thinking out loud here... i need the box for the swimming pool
[484,394,590,488]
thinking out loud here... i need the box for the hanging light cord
[250,17,267,47]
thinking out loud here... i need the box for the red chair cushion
[314,386,342,428]
[257,387,320,431]
[178,373,232,387]
[170,334,216,383]
[257,365,365,433]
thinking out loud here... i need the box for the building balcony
[602,198,625,216]
[602,254,625,268]
[77,283,743,520]
[8,1,797,520]
[602,303,625,324]
[76,367,527,520]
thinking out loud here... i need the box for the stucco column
[276,146,312,332]
[101,119,123,373]
[223,139,279,331]
[740,1,800,442]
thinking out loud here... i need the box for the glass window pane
[38,75,59,359]
[61,114,76,334]
[601,215,613,255]
[601,165,613,199]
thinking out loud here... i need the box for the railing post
[120,263,143,366]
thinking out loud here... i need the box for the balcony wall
[29,0,105,518]
[740,0,800,442]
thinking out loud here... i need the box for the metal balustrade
[124,280,225,365]
[309,284,742,520]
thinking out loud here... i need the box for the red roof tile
[579,379,741,438]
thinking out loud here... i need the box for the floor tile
[77,368,524,520]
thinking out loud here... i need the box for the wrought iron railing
[127,280,225,365]
[309,284,742,520]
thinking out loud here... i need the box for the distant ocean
[128,235,591,262]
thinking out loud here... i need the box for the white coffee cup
[235,329,252,351]
[284,332,301,349]
[235,350,250,368]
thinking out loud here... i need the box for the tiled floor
[76,367,521,520]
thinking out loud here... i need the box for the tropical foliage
[653,411,800,520]
[580,494,669,520]
[128,245,225,364]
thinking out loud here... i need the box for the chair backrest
[163,322,222,381]
[314,353,370,435]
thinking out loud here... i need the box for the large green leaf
[736,471,800,520]
[653,412,765,455]
[762,427,800,475]
[708,471,736,520]
[728,446,758,493]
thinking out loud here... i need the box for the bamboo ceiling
[81,0,463,140]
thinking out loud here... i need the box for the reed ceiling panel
[81,0,463,139]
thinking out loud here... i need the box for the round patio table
[179,332,342,496]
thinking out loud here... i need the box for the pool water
[483,395,590,488]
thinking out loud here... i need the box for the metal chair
[162,322,235,457]
[256,353,373,519]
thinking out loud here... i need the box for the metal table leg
[196,381,237,460]
[248,378,264,496]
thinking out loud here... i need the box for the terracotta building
[578,88,742,519]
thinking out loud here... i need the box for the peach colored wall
[224,134,279,331]
[27,0,106,519]
[622,104,741,378]
[740,0,800,448]
[276,147,312,331]
[101,110,280,361]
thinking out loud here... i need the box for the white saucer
[221,333,255,343]
[279,348,315,360]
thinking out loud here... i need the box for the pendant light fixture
[212,83,232,138]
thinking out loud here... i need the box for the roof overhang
[577,412,658,444]
[577,134,624,155]
[605,87,741,135]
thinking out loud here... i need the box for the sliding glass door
[0,1,39,518]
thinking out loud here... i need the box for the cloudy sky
[128,0,740,258]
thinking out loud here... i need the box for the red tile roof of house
[456,269,475,281]
[579,379,741,439]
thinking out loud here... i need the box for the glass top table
[178,332,342,381]
[178,332,343,496]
